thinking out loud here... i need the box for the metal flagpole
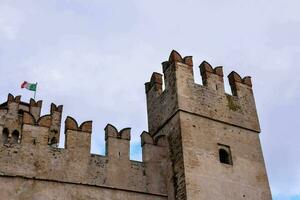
[34,82,37,100]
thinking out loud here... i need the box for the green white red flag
[21,81,37,91]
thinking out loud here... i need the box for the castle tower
[145,50,272,200]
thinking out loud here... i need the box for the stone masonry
[0,50,272,200]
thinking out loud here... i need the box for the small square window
[218,144,233,165]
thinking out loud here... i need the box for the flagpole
[34,82,37,100]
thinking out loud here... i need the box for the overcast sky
[0,1,299,199]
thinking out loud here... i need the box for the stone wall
[0,94,168,200]
[179,111,272,199]
[0,176,166,200]
[145,50,272,200]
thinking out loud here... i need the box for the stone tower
[145,50,272,199]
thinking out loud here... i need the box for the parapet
[104,124,131,160]
[0,94,62,147]
[65,116,92,133]
[64,117,92,153]
[200,61,224,93]
[0,94,168,196]
[145,72,163,94]
[0,94,43,120]
[164,50,193,71]
[105,124,130,140]
[228,71,252,96]
[145,50,260,134]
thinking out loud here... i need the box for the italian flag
[21,81,37,91]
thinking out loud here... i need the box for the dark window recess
[11,130,20,144]
[18,109,24,115]
[2,128,9,144]
[218,144,233,165]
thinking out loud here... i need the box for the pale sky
[0,1,299,199]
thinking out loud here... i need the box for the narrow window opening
[219,149,230,164]
[218,144,232,165]
[2,128,9,144]
[11,130,20,144]
[18,109,24,115]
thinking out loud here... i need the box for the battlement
[145,50,260,135]
[0,94,168,196]
[0,51,271,200]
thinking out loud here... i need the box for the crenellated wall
[0,50,271,200]
[0,94,168,200]
[145,50,260,136]
[145,50,271,200]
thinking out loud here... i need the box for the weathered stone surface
[0,176,166,200]
[0,94,167,199]
[179,111,271,199]
[145,50,272,200]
